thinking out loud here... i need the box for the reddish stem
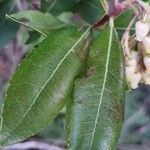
[93,0,129,28]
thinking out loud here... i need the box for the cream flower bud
[130,51,140,62]
[145,14,150,23]
[130,73,142,89]
[127,58,137,66]
[143,36,150,54]
[131,51,138,59]
[125,66,136,81]
[135,21,150,41]
[143,55,150,70]
[143,71,150,84]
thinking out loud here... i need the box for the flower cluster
[122,11,150,89]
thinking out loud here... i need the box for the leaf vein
[2,27,91,143]
[88,19,114,150]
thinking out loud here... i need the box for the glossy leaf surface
[66,25,125,150]
[0,27,87,145]
[10,10,64,33]
[77,0,105,24]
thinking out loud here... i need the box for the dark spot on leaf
[34,45,39,48]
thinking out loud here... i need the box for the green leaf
[39,114,65,139]
[57,12,74,25]
[42,0,105,24]
[0,27,89,146]
[49,0,77,15]
[114,9,134,39]
[77,0,105,24]
[142,0,150,2]
[9,10,65,34]
[66,24,125,150]
[114,9,134,29]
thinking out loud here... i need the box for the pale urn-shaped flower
[143,36,150,54]
[125,66,136,81]
[135,21,150,41]
[130,73,142,89]
[143,55,150,70]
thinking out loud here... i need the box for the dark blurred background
[0,0,150,149]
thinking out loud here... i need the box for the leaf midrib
[88,19,114,150]
[2,27,91,143]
